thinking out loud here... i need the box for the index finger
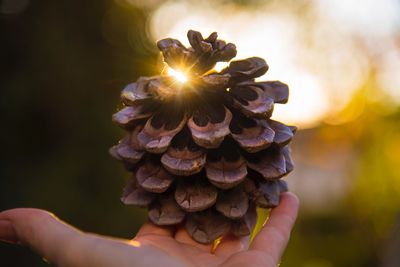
[249,192,299,262]
[0,208,82,265]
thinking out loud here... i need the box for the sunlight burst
[167,67,188,83]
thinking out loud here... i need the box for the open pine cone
[110,30,296,244]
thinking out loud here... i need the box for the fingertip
[215,234,250,256]
[267,192,299,230]
[278,192,300,211]
[0,207,83,266]
[173,225,214,252]
[249,191,299,260]
[0,208,56,222]
[135,221,175,238]
[1,209,59,246]
[0,220,19,244]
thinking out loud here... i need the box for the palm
[133,224,248,267]
[0,193,298,267]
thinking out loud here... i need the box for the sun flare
[167,67,188,83]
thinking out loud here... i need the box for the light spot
[167,67,188,83]
[214,62,229,72]
[128,240,141,247]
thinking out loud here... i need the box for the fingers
[0,209,185,267]
[174,225,214,252]
[135,222,174,238]
[0,208,82,265]
[249,192,299,262]
[0,219,19,244]
[214,235,250,257]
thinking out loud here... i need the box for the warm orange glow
[128,240,141,247]
[213,62,229,72]
[148,0,400,128]
[167,67,188,83]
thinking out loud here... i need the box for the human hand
[0,192,298,267]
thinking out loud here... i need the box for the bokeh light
[147,0,400,129]
[1,1,400,266]
[167,67,188,83]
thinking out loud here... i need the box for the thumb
[0,208,82,265]
[249,192,299,262]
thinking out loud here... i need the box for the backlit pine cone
[110,30,296,244]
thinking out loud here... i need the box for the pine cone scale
[111,30,296,244]
[136,162,174,193]
[175,179,218,212]
[188,107,232,148]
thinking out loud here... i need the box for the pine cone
[110,30,296,244]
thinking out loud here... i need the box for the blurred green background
[1,0,399,266]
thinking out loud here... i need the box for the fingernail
[0,220,19,245]
[0,238,18,245]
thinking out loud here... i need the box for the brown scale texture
[110,30,296,244]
